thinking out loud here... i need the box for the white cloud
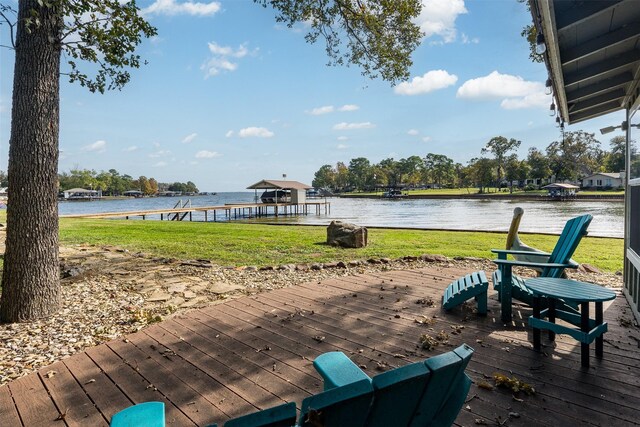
[238,127,275,138]
[337,136,349,141]
[338,104,359,112]
[337,144,349,150]
[407,129,419,136]
[422,136,432,142]
[457,71,548,110]
[415,0,467,43]
[309,105,334,115]
[333,122,376,130]
[461,33,479,44]
[457,71,543,99]
[143,0,221,17]
[195,150,221,158]
[500,92,549,110]
[182,133,198,144]
[153,161,168,167]
[82,140,106,153]
[201,42,257,78]
[123,145,138,152]
[149,149,171,158]
[225,130,234,138]
[394,70,458,95]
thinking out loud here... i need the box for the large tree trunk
[0,0,62,322]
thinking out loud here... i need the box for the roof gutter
[532,0,570,123]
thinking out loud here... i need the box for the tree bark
[0,0,62,322]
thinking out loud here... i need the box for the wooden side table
[525,277,616,368]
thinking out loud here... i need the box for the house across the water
[581,172,624,189]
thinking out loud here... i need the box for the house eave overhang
[532,0,640,125]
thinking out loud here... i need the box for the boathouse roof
[64,188,96,193]
[542,183,580,190]
[247,179,312,190]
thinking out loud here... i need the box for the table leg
[581,302,590,368]
[501,265,512,323]
[548,298,556,341]
[595,301,604,358]
[533,296,541,351]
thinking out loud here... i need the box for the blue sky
[0,0,626,191]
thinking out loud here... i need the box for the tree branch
[0,8,16,49]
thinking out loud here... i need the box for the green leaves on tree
[254,0,423,85]
[60,0,157,93]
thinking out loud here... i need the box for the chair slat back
[298,379,373,427]
[429,345,474,427]
[543,214,592,278]
[365,362,431,427]
[409,344,473,427]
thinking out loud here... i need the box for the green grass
[578,190,625,195]
[58,218,624,272]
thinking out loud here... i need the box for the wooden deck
[1,265,639,426]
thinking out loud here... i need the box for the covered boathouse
[246,179,313,205]
[530,0,640,322]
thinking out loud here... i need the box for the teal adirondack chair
[114,345,473,427]
[110,401,165,427]
[310,344,473,427]
[492,214,592,323]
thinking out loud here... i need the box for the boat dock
[60,201,331,222]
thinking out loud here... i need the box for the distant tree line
[56,168,199,195]
[312,132,637,193]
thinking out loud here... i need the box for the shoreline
[339,193,625,202]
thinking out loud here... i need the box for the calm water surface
[58,192,624,238]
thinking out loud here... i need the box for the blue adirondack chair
[114,345,473,427]
[110,401,165,427]
[492,214,592,322]
[310,344,473,427]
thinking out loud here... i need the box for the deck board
[1,266,639,426]
[0,381,21,426]
[62,351,133,421]
[39,360,108,426]
[8,370,61,426]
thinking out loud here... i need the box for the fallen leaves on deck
[493,372,536,395]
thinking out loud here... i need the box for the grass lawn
[58,218,624,273]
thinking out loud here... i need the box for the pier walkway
[60,201,330,222]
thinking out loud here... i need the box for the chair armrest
[491,249,551,257]
[313,352,371,391]
[492,259,579,269]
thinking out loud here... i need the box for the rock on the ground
[327,220,368,248]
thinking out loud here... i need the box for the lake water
[58,192,624,238]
